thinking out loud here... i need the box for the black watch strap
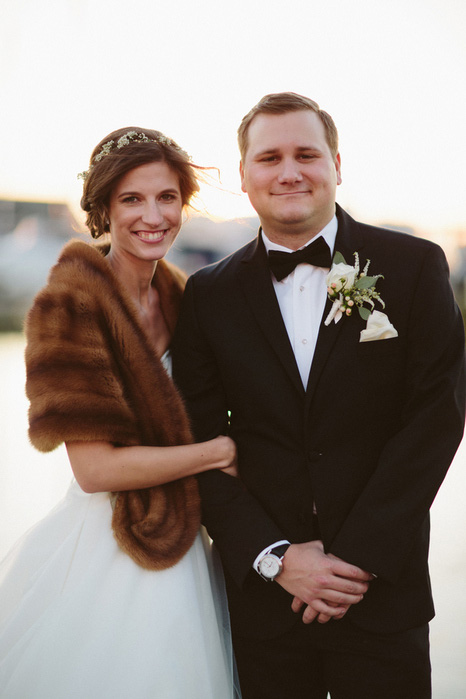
[269,544,290,558]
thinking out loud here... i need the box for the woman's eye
[161,192,181,202]
[122,196,138,203]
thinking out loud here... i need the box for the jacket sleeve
[172,275,286,588]
[329,244,465,583]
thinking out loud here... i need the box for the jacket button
[308,450,323,461]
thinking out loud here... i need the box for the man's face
[240,110,342,248]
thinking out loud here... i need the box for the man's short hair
[237,92,339,161]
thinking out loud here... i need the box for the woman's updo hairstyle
[80,127,201,239]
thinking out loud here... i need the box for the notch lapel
[237,234,305,396]
[305,206,365,405]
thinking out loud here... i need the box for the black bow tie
[268,237,332,281]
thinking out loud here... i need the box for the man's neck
[261,215,338,253]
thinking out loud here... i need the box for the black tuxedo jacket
[172,205,465,639]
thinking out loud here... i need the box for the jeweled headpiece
[77,130,188,181]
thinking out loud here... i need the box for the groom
[172,92,465,698]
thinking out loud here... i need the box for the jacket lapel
[305,206,365,405]
[236,208,366,402]
[237,233,305,396]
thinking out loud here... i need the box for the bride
[0,128,240,698]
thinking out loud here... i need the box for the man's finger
[291,596,305,613]
[301,600,347,624]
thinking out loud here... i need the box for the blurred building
[0,198,258,330]
[166,214,258,274]
[0,200,82,330]
[1,198,464,330]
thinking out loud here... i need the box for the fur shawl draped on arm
[25,240,200,570]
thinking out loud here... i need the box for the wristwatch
[257,544,290,582]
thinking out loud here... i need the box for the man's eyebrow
[253,148,280,157]
[254,145,323,157]
[295,145,322,153]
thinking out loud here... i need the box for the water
[1,334,465,697]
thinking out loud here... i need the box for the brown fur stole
[25,240,200,570]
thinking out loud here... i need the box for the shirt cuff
[253,540,291,573]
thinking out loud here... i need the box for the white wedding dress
[0,355,240,699]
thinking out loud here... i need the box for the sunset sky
[1,0,465,246]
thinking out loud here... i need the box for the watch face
[259,554,281,579]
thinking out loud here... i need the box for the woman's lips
[133,230,167,242]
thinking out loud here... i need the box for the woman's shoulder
[54,238,111,278]
[34,239,113,302]
[25,239,114,344]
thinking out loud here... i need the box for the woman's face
[107,161,183,264]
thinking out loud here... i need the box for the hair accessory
[77,130,187,181]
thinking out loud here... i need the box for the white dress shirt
[253,215,338,573]
[261,216,338,388]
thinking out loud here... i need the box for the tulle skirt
[0,480,239,698]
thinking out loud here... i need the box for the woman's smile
[133,229,168,242]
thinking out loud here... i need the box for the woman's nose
[141,201,164,226]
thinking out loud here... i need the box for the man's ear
[335,152,342,186]
[239,161,247,193]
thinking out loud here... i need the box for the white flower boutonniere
[324,252,398,342]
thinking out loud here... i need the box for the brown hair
[81,127,202,239]
[237,92,339,161]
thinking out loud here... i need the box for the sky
[1,0,465,248]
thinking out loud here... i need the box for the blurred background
[1,0,465,695]
[1,0,465,328]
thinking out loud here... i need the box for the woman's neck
[106,248,157,309]
[106,248,169,356]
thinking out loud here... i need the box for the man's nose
[277,158,303,184]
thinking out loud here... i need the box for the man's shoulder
[188,237,257,285]
[339,207,445,265]
[361,221,439,252]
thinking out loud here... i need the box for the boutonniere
[324,252,398,342]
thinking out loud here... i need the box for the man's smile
[272,190,310,196]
